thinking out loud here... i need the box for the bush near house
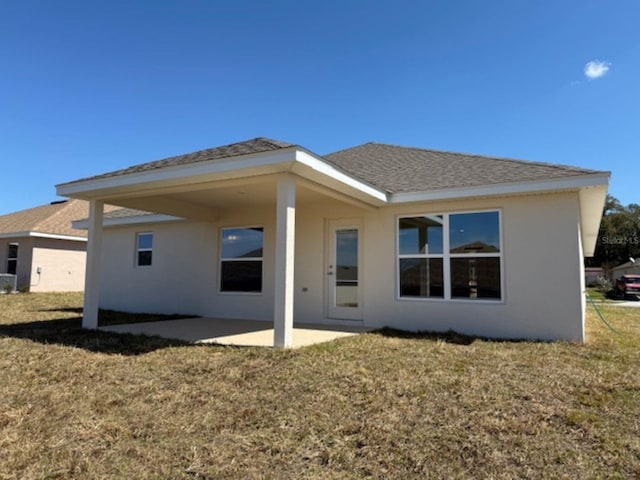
[1,293,639,479]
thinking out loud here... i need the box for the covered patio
[100,317,370,348]
[58,138,385,348]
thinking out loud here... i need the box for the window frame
[135,232,153,268]
[219,225,264,295]
[397,215,445,299]
[397,209,504,303]
[6,243,18,275]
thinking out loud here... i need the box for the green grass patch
[1,292,639,479]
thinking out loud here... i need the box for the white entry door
[327,219,363,320]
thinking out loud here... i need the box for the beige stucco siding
[356,192,584,341]
[98,190,586,341]
[30,238,87,292]
[0,237,34,290]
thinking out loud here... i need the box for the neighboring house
[0,200,92,291]
[611,260,640,279]
[585,267,605,285]
[57,137,609,345]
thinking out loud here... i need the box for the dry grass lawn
[1,292,639,479]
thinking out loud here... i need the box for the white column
[82,199,104,329]
[273,175,296,348]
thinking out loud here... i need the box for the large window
[398,211,502,301]
[136,233,153,267]
[220,227,263,293]
[6,243,18,275]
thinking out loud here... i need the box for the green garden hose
[586,293,620,334]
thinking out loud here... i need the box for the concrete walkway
[100,317,370,348]
[608,301,640,308]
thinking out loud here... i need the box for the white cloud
[584,60,611,79]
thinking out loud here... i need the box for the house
[611,260,640,279]
[0,200,93,291]
[584,266,605,286]
[56,138,609,345]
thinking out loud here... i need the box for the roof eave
[56,147,302,198]
[0,231,87,241]
[387,172,610,204]
[56,147,388,207]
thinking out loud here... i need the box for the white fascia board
[0,231,87,242]
[388,173,611,204]
[293,151,388,204]
[72,214,184,230]
[56,148,300,198]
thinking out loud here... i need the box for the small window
[7,243,18,275]
[220,227,263,292]
[136,233,153,267]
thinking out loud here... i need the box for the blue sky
[1,0,638,215]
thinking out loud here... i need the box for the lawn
[1,293,639,479]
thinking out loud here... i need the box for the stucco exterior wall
[98,190,586,341]
[358,193,584,341]
[99,206,276,318]
[1,237,87,292]
[30,238,87,292]
[0,237,34,290]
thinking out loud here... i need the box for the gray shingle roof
[323,142,605,194]
[67,137,296,185]
[61,137,607,196]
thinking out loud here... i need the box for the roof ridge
[254,137,297,149]
[323,141,376,157]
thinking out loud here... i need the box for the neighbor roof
[67,137,296,185]
[0,200,118,238]
[324,142,604,194]
[60,137,607,195]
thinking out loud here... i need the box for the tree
[589,195,640,271]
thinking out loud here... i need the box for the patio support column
[82,199,104,329]
[273,175,296,348]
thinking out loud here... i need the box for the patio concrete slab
[100,317,369,348]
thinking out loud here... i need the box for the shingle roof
[0,200,83,237]
[68,137,296,185]
[60,137,607,197]
[0,200,121,238]
[323,142,605,194]
[104,208,156,220]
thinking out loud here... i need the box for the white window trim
[135,232,153,268]
[396,209,504,303]
[219,225,264,295]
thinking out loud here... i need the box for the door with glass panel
[327,219,362,320]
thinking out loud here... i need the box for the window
[398,211,502,301]
[6,243,18,275]
[220,227,263,293]
[136,233,153,267]
[398,216,444,298]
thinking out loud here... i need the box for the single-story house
[611,260,640,279]
[0,199,95,291]
[56,137,609,346]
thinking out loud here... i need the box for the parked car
[610,274,640,300]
